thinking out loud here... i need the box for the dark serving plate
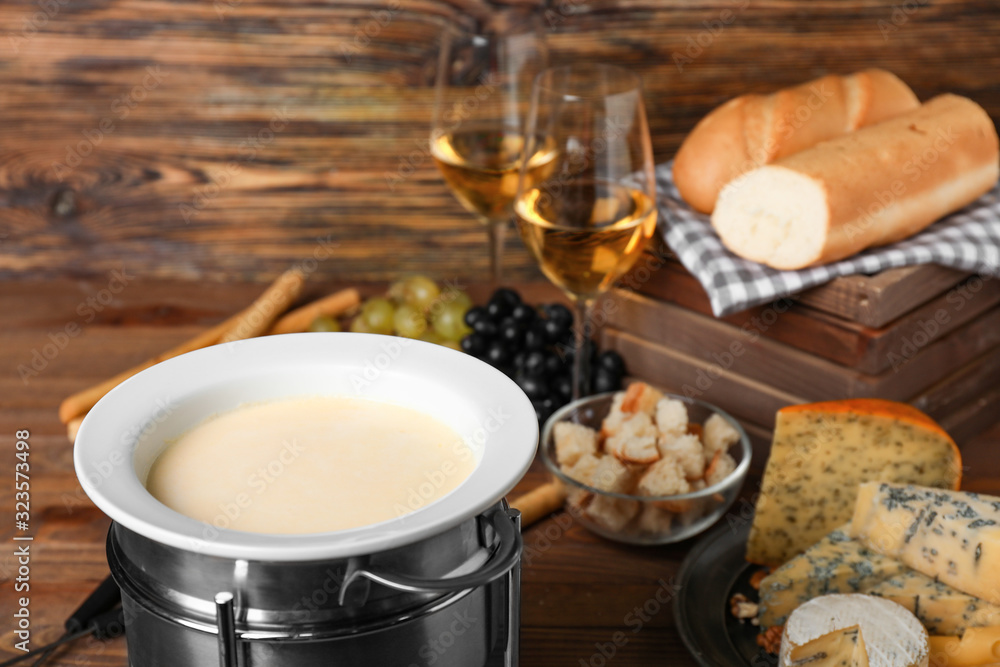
[673,518,778,667]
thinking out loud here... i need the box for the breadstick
[58,309,242,424]
[268,288,361,335]
[66,416,84,444]
[510,480,568,528]
[57,268,303,424]
[218,268,305,343]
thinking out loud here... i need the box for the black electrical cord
[0,576,123,667]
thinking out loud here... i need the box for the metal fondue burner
[108,502,523,667]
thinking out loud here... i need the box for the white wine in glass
[515,64,658,399]
[431,13,551,285]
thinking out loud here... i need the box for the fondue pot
[74,333,539,667]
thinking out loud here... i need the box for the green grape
[308,315,341,333]
[387,279,407,304]
[394,304,427,338]
[432,301,472,341]
[361,297,395,335]
[440,339,462,351]
[403,275,440,313]
[419,330,446,345]
[349,315,371,333]
[444,289,473,312]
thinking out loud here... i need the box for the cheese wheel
[780,594,929,667]
[711,94,999,270]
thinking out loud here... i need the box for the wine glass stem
[571,297,596,401]
[486,219,507,287]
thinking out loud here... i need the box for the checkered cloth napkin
[656,161,1000,317]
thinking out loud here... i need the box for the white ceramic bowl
[74,333,538,561]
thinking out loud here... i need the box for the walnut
[749,568,770,591]
[729,593,759,620]
[756,625,783,654]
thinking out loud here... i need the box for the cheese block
[865,574,1000,637]
[789,625,868,667]
[850,483,1000,604]
[760,528,1000,634]
[760,528,907,627]
[746,400,961,567]
[780,594,929,667]
[928,626,1000,667]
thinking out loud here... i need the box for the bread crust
[673,69,919,213]
[712,94,999,270]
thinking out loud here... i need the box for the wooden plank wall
[1,0,998,283]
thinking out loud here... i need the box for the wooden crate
[607,255,1000,449]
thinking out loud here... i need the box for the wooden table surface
[2,277,999,667]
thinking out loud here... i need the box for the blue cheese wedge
[780,594,929,667]
[759,528,1000,635]
[850,483,1000,604]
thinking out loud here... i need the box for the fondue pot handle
[338,506,522,604]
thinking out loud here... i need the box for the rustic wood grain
[627,260,1000,374]
[796,264,970,328]
[1,1,999,283]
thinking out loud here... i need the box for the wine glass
[430,12,551,285]
[515,64,657,400]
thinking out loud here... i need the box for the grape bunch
[322,276,473,348]
[460,288,627,423]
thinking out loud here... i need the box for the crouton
[637,455,689,497]
[605,412,660,465]
[635,505,674,534]
[654,398,688,440]
[553,421,599,467]
[591,454,640,495]
[600,390,628,438]
[703,413,740,457]
[620,382,664,416]
[637,455,692,512]
[705,450,737,487]
[657,432,705,480]
[561,452,601,487]
[585,495,640,532]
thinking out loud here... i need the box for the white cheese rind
[780,594,929,667]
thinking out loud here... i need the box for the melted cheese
[145,396,476,534]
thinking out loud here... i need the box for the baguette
[711,94,999,270]
[673,69,919,213]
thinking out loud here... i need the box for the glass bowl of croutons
[540,382,751,544]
